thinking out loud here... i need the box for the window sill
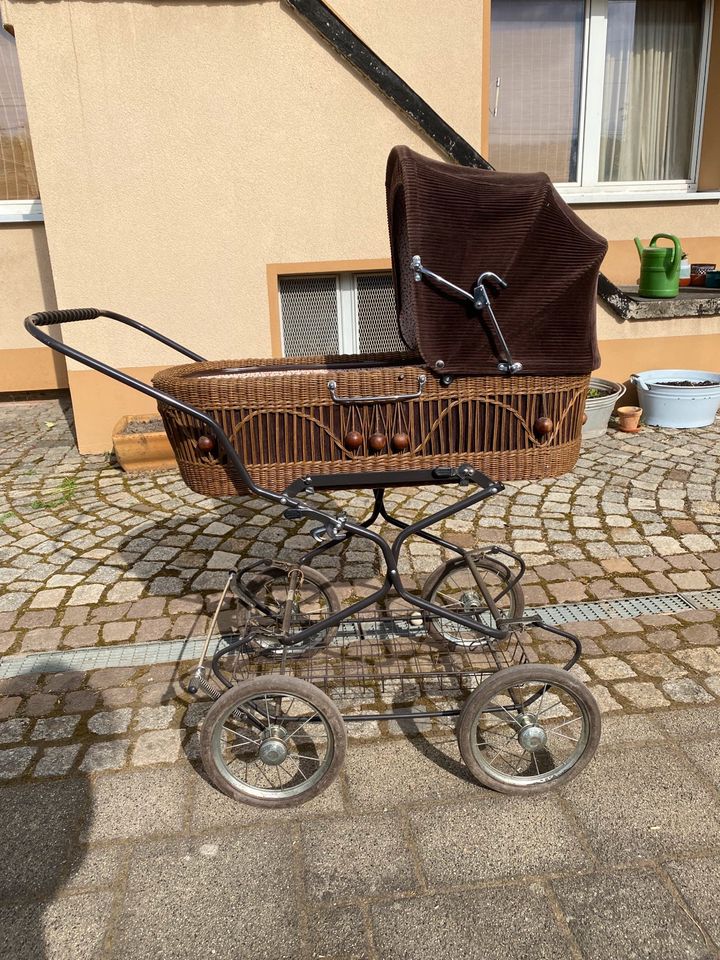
[562,190,720,205]
[599,282,720,321]
[0,200,43,223]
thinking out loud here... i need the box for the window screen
[356,273,404,353]
[279,275,340,357]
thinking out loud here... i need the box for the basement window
[278,272,404,357]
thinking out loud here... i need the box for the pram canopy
[386,146,608,378]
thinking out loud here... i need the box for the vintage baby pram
[25,146,607,808]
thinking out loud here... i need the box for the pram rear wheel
[237,564,339,658]
[422,554,524,646]
[457,664,600,795]
[200,676,346,807]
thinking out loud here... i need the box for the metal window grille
[279,271,400,357]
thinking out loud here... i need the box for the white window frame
[545,0,715,203]
[0,199,43,222]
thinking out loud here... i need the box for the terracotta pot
[616,405,642,433]
[112,415,177,473]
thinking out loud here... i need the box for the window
[278,272,403,357]
[489,0,710,193]
[1,26,39,202]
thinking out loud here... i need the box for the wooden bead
[197,435,215,452]
[368,432,387,452]
[533,416,554,437]
[344,430,363,451]
[391,432,410,452]
[582,412,588,425]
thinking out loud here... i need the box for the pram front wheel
[457,664,600,795]
[422,554,524,646]
[200,676,346,807]
[236,564,340,658]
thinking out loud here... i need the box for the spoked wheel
[200,676,347,808]
[235,564,339,658]
[457,665,600,795]
[422,554,524,646]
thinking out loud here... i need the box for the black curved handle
[29,308,102,327]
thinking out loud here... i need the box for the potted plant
[112,415,177,473]
[582,377,625,439]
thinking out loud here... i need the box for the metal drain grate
[1,589,718,680]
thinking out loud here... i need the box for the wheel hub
[461,591,482,612]
[258,724,289,765]
[517,721,547,752]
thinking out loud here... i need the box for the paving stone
[587,579,622,599]
[131,729,183,765]
[28,588,66,609]
[587,657,636,681]
[135,617,172,642]
[102,686,137,708]
[628,653,685,680]
[67,584,105,606]
[371,886,567,960]
[304,906,372,960]
[63,690,98,712]
[669,571,712,590]
[183,701,211,728]
[102,620,136,643]
[87,667,138,690]
[33,743,82,777]
[0,745,35,778]
[43,671,86,694]
[662,678,714,704]
[0,717,31,743]
[601,633,649,654]
[135,705,176,730]
[21,627,64,652]
[87,708,133,735]
[586,684,622,713]
[23,692,58,716]
[0,697,22,720]
[614,681,669,708]
[682,624,719,646]
[645,628,681,651]
[552,870,714,960]
[82,767,191,841]
[63,625,102,648]
[31,715,80,741]
[139,680,183,705]
[79,740,130,772]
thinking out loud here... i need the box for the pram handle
[24,307,266,495]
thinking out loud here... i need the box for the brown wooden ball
[533,416,554,437]
[368,432,387,452]
[391,432,410,452]
[344,430,363,451]
[197,435,215,452]
[582,412,588,425]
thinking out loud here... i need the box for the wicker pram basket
[154,353,588,497]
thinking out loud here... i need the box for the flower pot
[616,405,642,433]
[582,377,625,439]
[112,415,177,473]
[631,370,720,428]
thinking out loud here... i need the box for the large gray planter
[582,377,625,439]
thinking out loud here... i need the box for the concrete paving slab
[300,813,418,903]
[344,735,478,812]
[553,869,715,960]
[305,905,372,959]
[370,885,571,960]
[112,831,300,959]
[409,795,589,885]
[597,713,665,745]
[652,704,720,740]
[0,892,114,960]
[81,767,191,843]
[562,745,720,862]
[0,778,92,899]
[665,856,720,945]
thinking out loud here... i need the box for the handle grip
[29,308,102,327]
[327,375,426,405]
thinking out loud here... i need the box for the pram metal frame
[25,308,599,806]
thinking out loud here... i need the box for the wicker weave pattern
[153,354,589,497]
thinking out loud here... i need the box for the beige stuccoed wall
[0,222,63,390]
[9,0,483,450]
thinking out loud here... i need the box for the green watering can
[634,233,681,298]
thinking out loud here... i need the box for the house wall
[0,222,63,390]
[6,0,720,450]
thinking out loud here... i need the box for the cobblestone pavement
[2,396,720,958]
